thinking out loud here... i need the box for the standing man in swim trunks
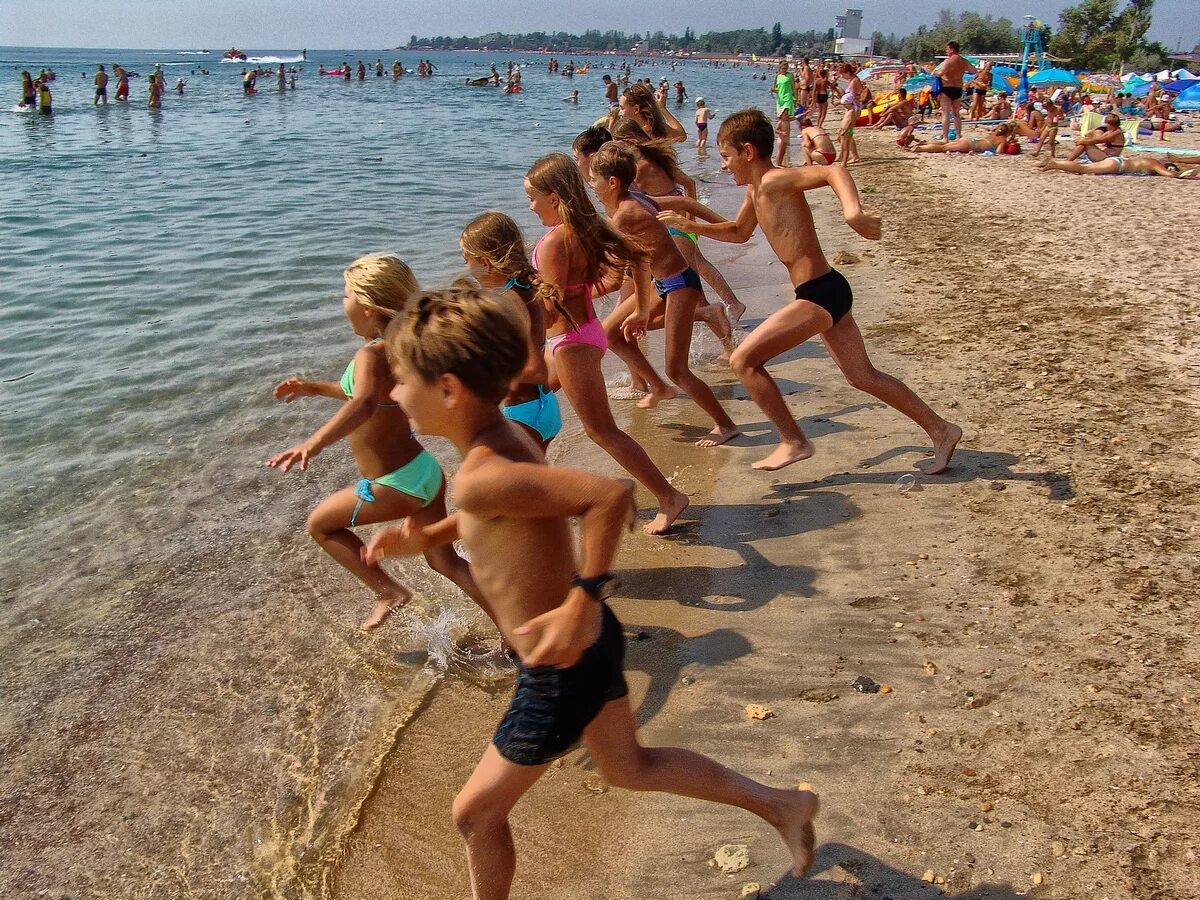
[771,60,797,167]
[93,65,108,105]
[657,109,961,474]
[934,41,975,141]
[602,73,618,112]
[113,64,129,101]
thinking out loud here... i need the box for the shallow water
[0,46,757,897]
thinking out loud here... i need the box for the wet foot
[724,300,747,324]
[922,422,962,474]
[643,491,689,536]
[636,386,678,409]
[696,426,740,448]
[360,588,412,632]
[752,439,814,471]
[776,786,820,878]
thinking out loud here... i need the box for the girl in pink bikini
[524,152,689,535]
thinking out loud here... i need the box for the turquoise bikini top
[341,339,401,407]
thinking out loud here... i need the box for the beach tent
[1164,78,1199,94]
[1029,68,1082,87]
[1171,68,1197,79]
[1175,83,1200,111]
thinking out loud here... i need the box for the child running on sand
[589,141,740,447]
[459,212,562,449]
[524,153,690,535]
[365,286,819,900]
[657,109,961,473]
[267,255,484,630]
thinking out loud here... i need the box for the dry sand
[329,128,1200,899]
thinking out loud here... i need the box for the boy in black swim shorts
[657,109,962,474]
[366,285,819,899]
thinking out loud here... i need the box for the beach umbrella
[1017,69,1030,102]
[1028,67,1082,87]
[903,74,933,92]
[1084,72,1121,89]
[1175,83,1200,111]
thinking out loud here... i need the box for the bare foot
[636,386,678,409]
[776,787,820,878]
[643,491,689,536]
[752,439,814,471]
[360,588,412,632]
[696,425,740,448]
[922,422,962,474]
[724,300,747,324]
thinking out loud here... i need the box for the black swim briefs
[493,603,629,766]
[794,267,853,325]
[941,85,964,101]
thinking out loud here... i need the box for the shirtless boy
[368,286,819,900]
[657,109,961,473]
[872,88,914,129]
[590,141,740,447]
[93,65,108,105]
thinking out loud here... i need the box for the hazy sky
[3,0,1196,52]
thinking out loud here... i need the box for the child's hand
[846,211,882,241]
[267,443,317,472]
[656,211,689,232]
[362,520,425,563]
[514,596,602,668]
[274,378,312,403]
[621,309,649,341]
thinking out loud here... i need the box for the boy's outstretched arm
[363,513,459,564]
[458,462,636,667]
[657,192,758,243]
[774,166,883,241]
[653,193,727,223]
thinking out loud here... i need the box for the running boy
[367,286,819,900]
[657,109,961,473]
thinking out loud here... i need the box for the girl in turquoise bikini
[268,255,483,632]
[459,212,562,449]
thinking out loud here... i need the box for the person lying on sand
[907,123,1012,154]
[1037,156,1197,178]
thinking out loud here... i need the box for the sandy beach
[330,132,1200,899]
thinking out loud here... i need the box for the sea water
[0,47,755,897]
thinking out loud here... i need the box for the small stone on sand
[740,883,761,899]
[745,703,774,720]
[714,844,751,874]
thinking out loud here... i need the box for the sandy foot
[696,426,740,448]
[725,300,748,324]
[636,386,678,409]
[922,422,962,475]
[752,439,815,471]
[643,492,689,536]
[360,588,412,632]
[777,786,820,878]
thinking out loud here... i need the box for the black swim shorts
[941,86,964,101]
[794,267,853,325]
[493,603,629,766]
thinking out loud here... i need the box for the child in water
[267,255,484,631]
[459,212,562,449]
[694,97,711,149]
[365,286,819,899]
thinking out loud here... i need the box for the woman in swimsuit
[836,63,863,165]
[1064,114,1126,163]
[524,152,689,535]
[909,123,1011,154]
[1037,155,1194,177]
[814,68,830,128]
[460,212,562,450]
[1032,99,1064,159]
[968,63,991,121]
[268,255,484,631]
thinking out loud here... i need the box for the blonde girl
[524,152,689,535]
[268,255,484,631]
[459,212,562,448]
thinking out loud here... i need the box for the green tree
[1049,0,1159,69]
[772,21,783,51]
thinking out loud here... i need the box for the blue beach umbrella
[1164,78,1199,94]
[1028,67,1082,87]
[903,74,933,92]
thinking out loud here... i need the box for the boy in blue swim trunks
[657,109,961,474]
[589,141,740,447]
[366,285,819,899]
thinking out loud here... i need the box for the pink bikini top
[531,225,597,324]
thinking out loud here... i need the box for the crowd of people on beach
[756,44,1197,179]
[260,64,970,893]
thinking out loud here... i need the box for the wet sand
[331,131,1200,899]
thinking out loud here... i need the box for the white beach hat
[696,96,704,104]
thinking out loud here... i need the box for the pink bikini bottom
[545,316,607,354]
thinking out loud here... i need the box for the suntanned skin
[591,167,740,447]
[365,359,819,900]
[657,131,961,473]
